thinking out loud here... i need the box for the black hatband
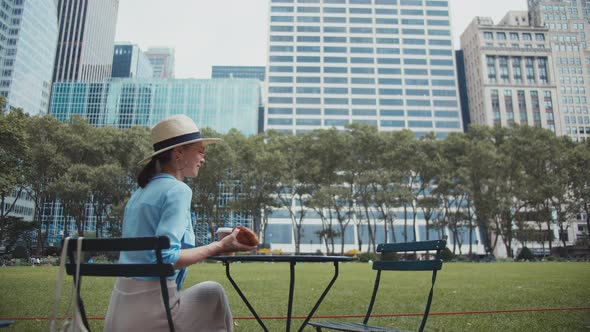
[153,132,201,152]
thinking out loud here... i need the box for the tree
[25,115,68,251]
[414,133,443,243]
[229,130,281,243]
[346,124,382,252]
[0,105,30,245]
[187,128,235,243]
[49,164,93,237]
[306,128,347,253]
[273,133,317,254]
[569,139,590,249]
[436,133,471,254]
[464,126,502,255]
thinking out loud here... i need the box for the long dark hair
[137,150,173,188]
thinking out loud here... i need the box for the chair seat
[0,320,15,328]
[308,321,410,332]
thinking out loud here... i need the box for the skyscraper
[53,0,119,82]
[112,43,154,78]
[528,0,590,140]
[0,0,58,115]
[145,47,175,78]
[265,0,463,137]
[460,12,561,133]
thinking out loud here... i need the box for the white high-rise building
[460,12,562,133]
[145,47,175,78]
[0,0,58,115]
[264,0,464,137]
[528,0,590,141]
[53,0,119,82]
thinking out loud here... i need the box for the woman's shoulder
[150,175,191,195]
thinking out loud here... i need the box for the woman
[104,115,255,332]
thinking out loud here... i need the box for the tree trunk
[363,203,375,252]
[412,204,417,242]
[585,202,590,250]
[468,217,473,255]
[403,205,408,242]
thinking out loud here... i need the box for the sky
[115,0,528,79]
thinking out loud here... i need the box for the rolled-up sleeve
[156,183,193,264]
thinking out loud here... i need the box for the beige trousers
[104,278,233,332]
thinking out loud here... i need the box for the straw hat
[140,114,221,164]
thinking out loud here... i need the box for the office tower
[145,47,175,78]
[53,0,119,82]
[112,43,154,78]
[0,0,58,115]
[50,78,261,135]
[528,0,589,140]
[460,12,562,133]
[455,50,471,130]
[212,66,266,81]
[265,0,464,137]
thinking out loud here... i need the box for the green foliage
[517,246,535,261]
[358,251,378,262]
[1,111,589,259]
[11,245,29,259]
[439,246,455,261]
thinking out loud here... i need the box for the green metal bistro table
[211,255,353,332]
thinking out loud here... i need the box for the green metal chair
[309,240,446,332]
[64,236,176,332]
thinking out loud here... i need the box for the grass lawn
[1,262,589,331]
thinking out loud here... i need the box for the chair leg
[77,296,91,331]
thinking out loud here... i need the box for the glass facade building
[0,0,58,115]
[112,43,154,78]
[265,0,464,137]
[212,66,266,81]
[53,0,119,82]
[50,78,261,135]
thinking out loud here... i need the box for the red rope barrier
[3,306,590,321]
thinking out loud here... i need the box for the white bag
[49,237,89,332]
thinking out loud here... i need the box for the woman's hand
[218,228,258,253]
[176,228,257,268]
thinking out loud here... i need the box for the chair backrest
[65,236,175,278]
[373,240,446,272]
[364,240,446,332]
[63,236,176,332]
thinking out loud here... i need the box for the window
[497,32,506,40]
[525,57,535,83]
[538,57,548,84]
[499,56,509,83]
[484,32,493,40]
[512,57,522,84]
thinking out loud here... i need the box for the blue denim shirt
[119,173,195,288]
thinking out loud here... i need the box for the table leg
[223,262,269,332]
[297,261,340,332]
[286,261,296,332]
